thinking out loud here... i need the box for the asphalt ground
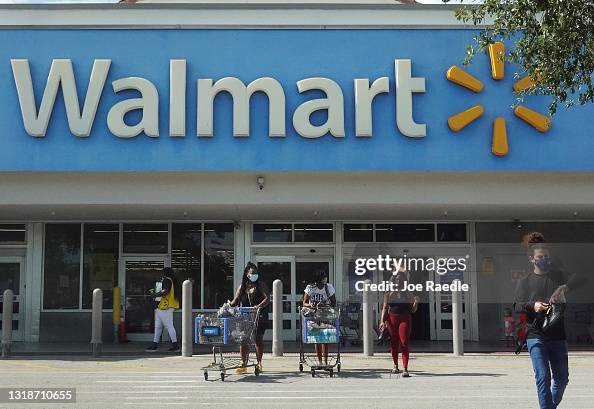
[1,352,593,409]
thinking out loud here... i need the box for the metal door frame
[119,255,169,342]
[254,255,296,341]
[0,256,25,341]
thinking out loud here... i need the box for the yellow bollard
[113,287,121,343]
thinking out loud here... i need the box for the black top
[513,269,568,341]
[240,281,269,316]
[389,302,411,314]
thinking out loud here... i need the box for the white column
[452,279,464,356]
[272,279,283,357]
[363,279,374,356]
[181,280,193,357]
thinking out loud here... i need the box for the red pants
[387,312,411,369]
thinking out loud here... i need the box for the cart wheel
[311,369,315,378]
[299,364,303,372]
[255,366,261,376]
[220,372,225,381]
[329,369,334,377]
[337,364,341,373]
[203,372,208,381]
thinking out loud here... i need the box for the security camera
[257,176,265,191]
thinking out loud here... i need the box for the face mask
[534,257,551,271]
[248,273,259,282]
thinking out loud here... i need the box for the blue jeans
[527,339,569,409]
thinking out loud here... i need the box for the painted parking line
[95,379,196,383]
[125,396,189,400]
[124,403,189,406]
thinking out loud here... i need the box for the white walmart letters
[11,58,426,139]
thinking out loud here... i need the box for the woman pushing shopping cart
[195,305,261,381]
[195,262,269,381]
[299,269,341,377]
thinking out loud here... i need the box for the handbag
[541,303,565,333]
[377,324,391,345]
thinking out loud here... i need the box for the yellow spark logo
[446,42,552,157]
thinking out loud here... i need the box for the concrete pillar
[181,280,193,357]
[363,279,374,356]
[272,279,283,357]
[2,289,13,358]
[91,288,103,357]
[452,279,464,356]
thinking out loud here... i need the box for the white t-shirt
[304,283,336,304]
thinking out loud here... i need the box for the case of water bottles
[302,308,341,344]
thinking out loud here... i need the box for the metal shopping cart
[298,304,341,377]
[339,302,361,346]
[195,306,261,381]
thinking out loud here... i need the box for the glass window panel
[437,223,467,242]
[204,223,234,309]
[82,224,119,309]
[375,223,435,242]
[124,259,165,334]
[253,224,292,242]
[343,223,373,242]
[296,261,330,295]
[171,223,202,309]
[43,224,81,309]
[257,261,292,295]
[294,224,333,242]
[0,320,19,331]
[0,262,20,295]
[123,224,168,253]
[344,261,372,301]
[0,224,26,243]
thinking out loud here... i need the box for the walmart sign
[11,59,426,139]
[0,29,593,171]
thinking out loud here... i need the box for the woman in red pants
[379,270,418,377]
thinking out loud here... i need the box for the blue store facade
[0,2,593,345]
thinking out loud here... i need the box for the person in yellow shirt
[145,267,180,352]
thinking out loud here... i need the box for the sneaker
[402,370,410,378]
[168,342,180,352]
[235,366,247,374]
[144,342,158,353]
[256,362,263,372]
[391,366,401,374]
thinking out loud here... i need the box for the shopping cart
[298,304,341,377]
[195,306,261,381]
[339,302,361,346]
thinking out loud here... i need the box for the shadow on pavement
[331,369,390,379]
[411,370,506,377]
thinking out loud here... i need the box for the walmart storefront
[1,3,593,345]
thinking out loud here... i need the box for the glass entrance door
[295,257,334,308]
[255,256,334,341]
[406,249,472,341]
[0,257,24,341]
[120,256,168,341]
[431,263,471,341]
[255,256,295,341]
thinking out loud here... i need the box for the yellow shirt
[157,277,180,310]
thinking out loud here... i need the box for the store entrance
[405,248,474,341]
[0,257,25,341]
[254,255,333,341]
[119,256,168,341]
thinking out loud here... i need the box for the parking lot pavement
[1,352,593,409]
